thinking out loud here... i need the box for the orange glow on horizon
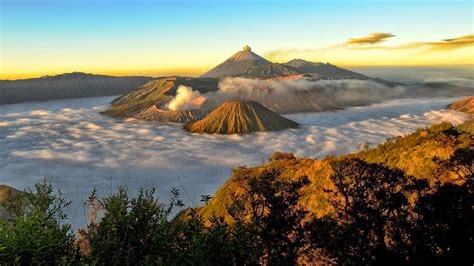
[0,68,208,80]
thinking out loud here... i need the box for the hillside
[449,95,474,116]
[199,120,473,221]
[0,185,23,220]
[102,76,218,120]
[184,101,299,134]
[0,72,152,104]
[449,95,474,134]
[0,185,22,204]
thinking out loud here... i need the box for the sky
[1,0,473,79]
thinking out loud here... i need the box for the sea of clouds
[167,78,410,112]
[166,77,473,113]
[0,95,469,229]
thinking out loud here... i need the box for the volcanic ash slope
[184,100,299,134]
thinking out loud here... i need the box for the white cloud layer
[0,96,469,229]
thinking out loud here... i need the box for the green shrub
[0,180,77,264]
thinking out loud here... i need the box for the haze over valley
[0,94,469,228]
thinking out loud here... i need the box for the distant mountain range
[102,46,473,133]
[0,72,152,104]
[103,47,388,126]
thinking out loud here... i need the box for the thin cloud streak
[402,34,474,51]
[347,32,396,45]
[263,33,474,62]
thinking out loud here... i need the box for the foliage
[355,122,473,180]
[201,122,473,222]
[80,187,177,264]
[308,148,473,264]
[78,186,263,265]
[409,147,474,264]
[228,167,310,265]
[309,159,428,264]
[0,180,77,264]
[0,123,472,264]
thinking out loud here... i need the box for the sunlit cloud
[401,34,474,51]
[346,32,396,45]
[263,33,474,66]
[353,34,474,51]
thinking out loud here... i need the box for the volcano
[102,46,394,124]
[200,45,372,80]
[184,100,299,134]
[200,45,285,79]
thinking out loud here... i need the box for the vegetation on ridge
[0,144,472,264]
[199,120,473,222]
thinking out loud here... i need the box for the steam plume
[167,85,202,111]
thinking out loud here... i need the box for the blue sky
[1,0,473,78]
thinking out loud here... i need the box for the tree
[80,187,181,264]
[433,147,474,186]
[229,167,310,265]
[0,180,77,264]
[409,147,474,264]
[310,158,428,264]
[80,186,261,265]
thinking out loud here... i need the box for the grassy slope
[353,122,472,181]
[449,96,474,133]
[200,120,473,221]
[449,96,474,116]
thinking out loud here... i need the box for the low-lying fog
[0,96,469,229]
